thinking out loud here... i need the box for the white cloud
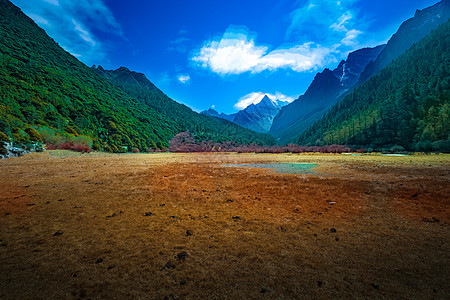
[234,92,266,109]
[234,92,295,110]
[272,92,295,104]
[330,12,353,32]
[178,74,191,84]
[341,29,362,46]
[192,28,332,75]
[72,19,96,46]
[178,28,188,35]
[156,72,171,86]
[10,0,123,66]
[27,13,49,26]
[44,0,59,5]
[287,0,363,48]
[256,43,333,73]
[171,37,190,45]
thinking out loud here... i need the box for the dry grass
[0,151,449,299]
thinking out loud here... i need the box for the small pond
[222,163,319,175]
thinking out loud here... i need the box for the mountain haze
[233,96,283,133]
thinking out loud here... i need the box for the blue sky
[11,0,439,113]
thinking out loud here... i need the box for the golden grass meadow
[0,151,449,298]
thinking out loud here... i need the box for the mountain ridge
[270,0,449,143]
[297,19,450,151]
[357,0,450,85]
[269,45,385,142]
[92,65,275,144]
[201,95,286,133]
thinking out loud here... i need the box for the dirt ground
[0,151,449,299]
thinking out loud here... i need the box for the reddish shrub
[132,148,140,153]
[168,131,366,154]
[70,144,91,153]
[57,142,72,150]
[46,142,91,153]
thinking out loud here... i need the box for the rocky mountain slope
[297,19,450,151]
[233,96,283,133]
[357,0,450,85]
[270,45,385,142]
[334,46,387,89]
[271,1,449,144]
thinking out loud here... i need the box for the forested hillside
[0,0,182,151]
[0,0,273,153]
[297,20,450,152]
[93,66,275,145]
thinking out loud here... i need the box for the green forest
[297,20,450,152]
[93,66,275,146]
[0,0,273,153]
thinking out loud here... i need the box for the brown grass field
[0,151,449,299]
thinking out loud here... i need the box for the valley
[1,0,449,298]
[0,152,448,298]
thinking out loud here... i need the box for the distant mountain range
[202,95,286,133]
[271,0,450,143]
[202,109,236,122]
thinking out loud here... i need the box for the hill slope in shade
[93,66,275,145]
[297,20,450,152]
[270,45,384,142]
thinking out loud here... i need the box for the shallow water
[223,163,319,174]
